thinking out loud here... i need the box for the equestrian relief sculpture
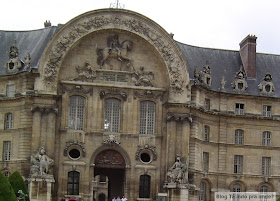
[30,147,54,177]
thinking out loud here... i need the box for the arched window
[232,184,242,201]
[68,96,85,130]
[67,171,80,195]
[139,175,151,198]
[104,98,121,132]
[199,181,206,201]
[262,131,271,146]
[235,129,244,145]
[5,113,13,130]
[140,101,155,134]
[260,185,269,193]
[204,126,210,142]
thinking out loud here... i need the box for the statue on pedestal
[167,155,188,184]
[30,147,54,177]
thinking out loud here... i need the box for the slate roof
[177,42,280,97]
[0,26,60,75]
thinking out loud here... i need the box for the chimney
[239,35,257,79]
[44,20,51,28]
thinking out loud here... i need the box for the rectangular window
[3,141,11,161]
[235,103,244,115]
[262,132,271,146]
[263,105,271,117]
[67,171,80,195]
[5,113,13,130]
[234,155,243,174]
[104,99,121,132]
[203,152,209,172]
[140,101,155,135]
[6,85,15,97]
[205,98,210,110]
[235,130,244,145]
[204,126,210,142]
[262,157,271,175]
[68,96,85,130]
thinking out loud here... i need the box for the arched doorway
[94,149,126,201]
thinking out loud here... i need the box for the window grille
[6,84,15,97]
[68,96,85,130]
[67,171,80,195]
[235,129,244,145]
[140,101,155,134]
[203,152,209,172]
[235,103,244,115]
[262,157,271,175]
[104,99,120,132]
[234,155,243,174]
[204,98,210,110]
[263,105,271,117]
[199,182,206,201]
[262,131,271,146]
[3,141,11,161]
[204,126,210,142]
[5,113,13,130]
[139,175,151,198]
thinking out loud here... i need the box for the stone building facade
[1,8,280,201]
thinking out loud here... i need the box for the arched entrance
[94,149,126,201]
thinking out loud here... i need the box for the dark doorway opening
[95,167,125,201]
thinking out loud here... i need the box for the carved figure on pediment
[132,66,154,87]
[258,72,275,96]
[30,147,54,177]
[74,62,96,82]
[220,76,226,91]
[232,66,248,92]
[167,155,188,184]
[97,34,133,70]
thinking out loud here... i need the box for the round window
[69,148,81,159]
[140,152,151,163]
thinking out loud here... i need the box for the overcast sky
[1,0,280,54]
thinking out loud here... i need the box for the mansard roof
[177,42,280,97]
[0,26,60,75]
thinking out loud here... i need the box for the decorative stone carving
[64,140,86,157]
[166,113,192,122]
[24,53,31,70]
[167,155,188,184]
[30,147,54,177]
[97,34,133,70]
[42,11,186,93]
[102,135,120,146]
[95,150,125,168]
[134,90,163,100]
[62,85,93,95]
[99,88,127,101]
[69,62,96,82]
[4,41,23,74]
[220,76,226,92]
[31,106,58,114]
[135,144,157,161]
[132,66,154,87]
[232,66,248,92]
[194,62,211,88]
[258,73,275,96]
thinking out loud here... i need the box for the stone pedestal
[28,176,55,201]
[164,183,189,201]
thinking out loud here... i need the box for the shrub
[0,171,17,201]
[8,171,29,201]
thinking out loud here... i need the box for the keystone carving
[232,66,248,93]
[102,135,120,146]
[258,72,275,96]
[62,85,93,95]
[166,113,192,122]
[43,12,186,93]
[134,90,163,100]
[100,88,127,101]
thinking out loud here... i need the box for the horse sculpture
[97,34,133,70]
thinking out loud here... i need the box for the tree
[0,171,17,201]
[8,171,29,201]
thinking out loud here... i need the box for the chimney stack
[239,35,257,79]
[44,20,51,28]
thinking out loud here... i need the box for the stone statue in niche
[232,66,248,92]
[167,155,188,184]
[258,72,275,96]
[30,147,54,177]
[4,41,23,74]
[132,66,154,87]
[97,34,133,71]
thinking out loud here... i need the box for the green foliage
[0,171,17,201]
[8,171,30,201]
